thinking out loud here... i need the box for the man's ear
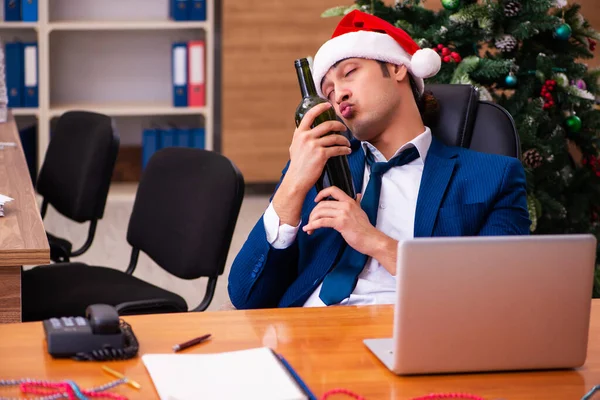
[393,64,409,83]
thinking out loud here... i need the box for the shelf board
[49,103,206,117]
[48,20,208,31]
[10,107,39,117]
[0,22,38,29]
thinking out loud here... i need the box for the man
[228,10,530,309]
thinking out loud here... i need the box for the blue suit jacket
[228,136,531,309]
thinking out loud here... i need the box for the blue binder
[172,42,188,107]
[22,42,38,107]
[5,42,24,108]
[170,0,189,21]
[189,0,206,21]
[175,128,191,147]
[142,129,159,169]
[191,128,205,149]
[4,0,21,21]
[159,128,176,148]
[21,0,36,21]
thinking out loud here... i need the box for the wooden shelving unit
[2,0,220,175]
[10,107,39,116]
[47,20,208,31]
[48,103,207,118]
[0,22,38,29]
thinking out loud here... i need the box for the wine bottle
[293,58,355,199]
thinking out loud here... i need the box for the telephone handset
[42,304,139,361]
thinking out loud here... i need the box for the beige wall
[580,1,600,68]
[222,0,354,183]
[222,0,600,183]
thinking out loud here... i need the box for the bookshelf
[47,21,209,31]
[48,103,207,117]
[2,0,220,181]
[11,107,38,116]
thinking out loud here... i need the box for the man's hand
[272,103,350,226]
[302,187,398,274]
[285,103,351,194]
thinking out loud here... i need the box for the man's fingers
[309,120,348,139]
[308,205,341,224]
[303,217,336,234]
[315,132,351,148]
[297,103,334,131]
[324,146,352,159]
[311,201,345,213]
[315,186,353,203]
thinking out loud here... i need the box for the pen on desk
[172,333,212,352]
[102,365,141,390]
[276,353,317,400]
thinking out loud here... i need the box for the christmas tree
[323,0,600,296]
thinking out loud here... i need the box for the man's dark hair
[376,60,439,127]
[409,74,440,128]
[377,61,391,78]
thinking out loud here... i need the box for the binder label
[190,45,204,85]
[24,45,37,87]
[173,46,187,86]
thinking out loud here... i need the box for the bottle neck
[295,59,318,98]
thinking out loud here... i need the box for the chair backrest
[36,111,120,222]
[126,147,245,280]
[425,84,521,159]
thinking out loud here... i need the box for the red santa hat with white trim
[312,10,441,98]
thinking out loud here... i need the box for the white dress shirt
[263,128,432,307]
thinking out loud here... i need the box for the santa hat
[312,10,441,97]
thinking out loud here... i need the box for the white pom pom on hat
[312,10,441,97]
[410,48,442,79]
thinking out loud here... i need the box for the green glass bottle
[294,58,355,199]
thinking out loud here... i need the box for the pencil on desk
[102,365,141,389]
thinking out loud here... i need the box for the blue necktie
[318,146,420,306]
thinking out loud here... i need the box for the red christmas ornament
[434,44,461,63]
[541,80,557,110]
[588,38,597,51]
[583,155,600,177]
[450,51,461,62]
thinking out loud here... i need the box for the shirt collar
[361,126,432,164]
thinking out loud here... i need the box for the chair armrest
[115,299,187,316]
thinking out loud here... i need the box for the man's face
[320,58,404,141]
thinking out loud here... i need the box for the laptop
[363,234,597,375]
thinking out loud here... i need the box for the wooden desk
[1,302,600,399]
[0,114,50,323]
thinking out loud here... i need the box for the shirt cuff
[263,202,301,249]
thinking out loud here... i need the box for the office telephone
[42,304,139,361]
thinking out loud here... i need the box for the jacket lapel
[414,137,458,237]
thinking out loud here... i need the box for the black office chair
[424,84,521,158]
[22,147,245,321]
[37,111,120,263]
